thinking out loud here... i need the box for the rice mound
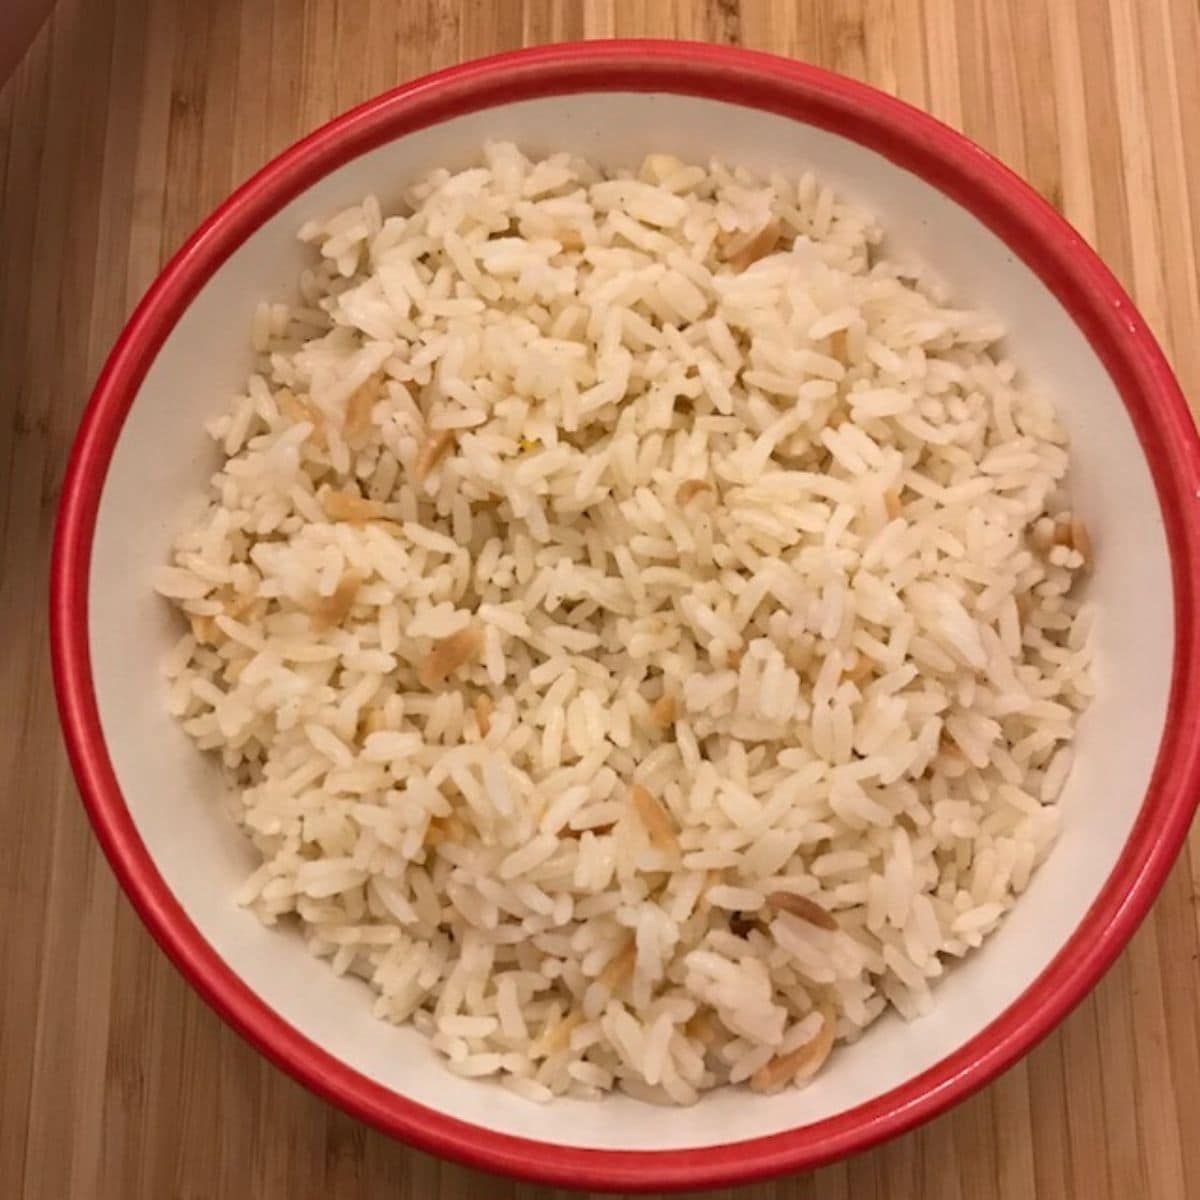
[157,142,1094,1105]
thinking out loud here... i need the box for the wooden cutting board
[3,1,1198,1197]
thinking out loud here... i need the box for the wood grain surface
[3,2,1198,1197]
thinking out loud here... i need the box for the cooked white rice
[156,142,1094,1103]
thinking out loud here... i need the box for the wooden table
[3,2,1199,1196]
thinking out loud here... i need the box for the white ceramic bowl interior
[87,92,1172,1151]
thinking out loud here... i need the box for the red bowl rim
[50,39,1200,1193]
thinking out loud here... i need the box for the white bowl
[52,41,1200,1192]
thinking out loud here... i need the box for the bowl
[51,41,1200,1192]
